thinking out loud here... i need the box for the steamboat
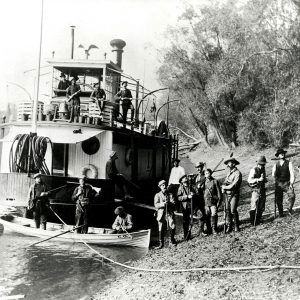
[0,28,178,228]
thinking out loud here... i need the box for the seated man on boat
[106,151,134,200]
[57,73,70,90]
[114,81,135,123]
[90,82,106,117]
[71,176,96,234]
[66,76,81,122]
[112,206,133,233]
[27,173,49,230]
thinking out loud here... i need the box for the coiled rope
[9,134,52,174]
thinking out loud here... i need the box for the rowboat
[0,216,151,248]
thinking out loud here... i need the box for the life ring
[125,148,133,166]
[81,164,98,179]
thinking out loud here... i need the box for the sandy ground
[93,146,300,300]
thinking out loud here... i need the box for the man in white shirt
[167,158,185,208]
[272,148,295,217]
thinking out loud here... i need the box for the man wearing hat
[154,179,176,249]
[72,177,96,234]
[112,206,133,233]
[248,156,268,225]
[168,158,185,207]
[57,73,70,90]
[222,157,242,232]
[194,162,208,236]
[90,82,106,116]
[177,174,197,240]
[105,151,133,200]
[272,148,295,216]
[114,81,135,123]
[27,173,49,230]
[66,76,81,122]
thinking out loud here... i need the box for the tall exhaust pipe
[71,25,75,59]
[110,39,126,68]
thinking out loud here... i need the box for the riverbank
[94,146,300,300]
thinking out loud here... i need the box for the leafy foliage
[158,0,300,148]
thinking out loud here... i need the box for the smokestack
[70,26,75,59]
[110,39,126,68]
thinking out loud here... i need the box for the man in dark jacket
[248,156,267,225]
[27,173,49,230]
[90,82,106,116]
[222,157,242,233]
[72,177,95,234]
[272,148,295,217]
[203,168,222,234]
[66,76,81,122]
[114,81,134,123]
[57,73,70,90]
[177,174,196,240]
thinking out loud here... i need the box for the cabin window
[52,143,68,176]
[82,137,100,155]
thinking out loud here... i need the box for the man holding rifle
[177,175,196,240]
[222,157,242,233]
[66,76,81,122]
[248,156,267,225]
[272,148,295,217]
[114,81,135,123]
[154,180,176,249]
[72,177,96,234]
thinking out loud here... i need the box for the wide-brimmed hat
[114,206,124,215]
[70,76,79,82]
[224,157,240,165]
[172,158,180,163]
[275,148,287,157]
[158,180,166,187]
[60,72,66,78]
[195,162,205,168]
[33,173,42,179]
[179,174,188,183]
[257,155,267,165]
[121,81,128,86]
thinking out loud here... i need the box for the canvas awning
[0,126,103,144]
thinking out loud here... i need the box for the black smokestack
[110,39,126,68]
[70,26,75,59]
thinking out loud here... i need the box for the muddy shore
[94,146,300,300]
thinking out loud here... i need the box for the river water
[0,225,148,300]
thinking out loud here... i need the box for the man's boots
[211,215,218,234]
[233,212,240,232]
[155,231,164,249]
[206,216,212,235]
[225,213,232,233]
[170,229,177,245]
[249,210,255,226]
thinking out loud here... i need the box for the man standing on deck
[27,173,49,230]
[154,180,176,249]
[66,76,81,122]
[57,73,70,90]
[106,151,133,200]
[90,82,106,116]
[114,81,134,123]
[72,177,95,234]
[221,157,242,233]
[168,158,185,209]
[248,156,267,225]
[272,148,295,217]
[112,206,133,233]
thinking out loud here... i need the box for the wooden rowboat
[0,216,151,248]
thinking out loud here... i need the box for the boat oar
[49,206,68,224]
[28,224,84,247]
[120,225,133,239]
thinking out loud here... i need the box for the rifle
[223,193,227,234]
[67,89,81,102]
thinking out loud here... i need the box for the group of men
[153,148,296,249]
[57,73,134,123]
[27,174,133,234]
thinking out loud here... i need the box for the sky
[0,0,204,110]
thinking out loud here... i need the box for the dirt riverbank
[94,146,300,300]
